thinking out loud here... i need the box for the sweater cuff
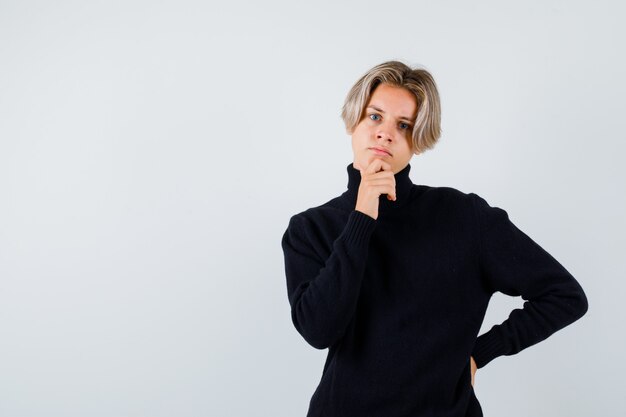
[342,210,377,247]
[471,328,509,369]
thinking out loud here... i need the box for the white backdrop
[1,0,624,416]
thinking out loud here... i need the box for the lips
[370,147,392,156]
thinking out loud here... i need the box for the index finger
[365,159,392,175]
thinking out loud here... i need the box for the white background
[1,0,624,416]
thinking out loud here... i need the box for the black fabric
[281,162,588,417]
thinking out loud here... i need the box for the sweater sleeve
[469,193,588,369]
[281,209,377,350]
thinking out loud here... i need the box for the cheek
[352,123,367,137]
[352,127,369,146]
[404,135,414,150]
[400,141,414,159]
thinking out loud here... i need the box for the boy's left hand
[470,356,477,387]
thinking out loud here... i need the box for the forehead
[368,83,417,117]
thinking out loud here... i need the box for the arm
[281,209,377,349]
[469,193,588,369]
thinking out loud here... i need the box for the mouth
[369,147,392,156]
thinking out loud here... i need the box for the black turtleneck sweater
[281,162,588,417]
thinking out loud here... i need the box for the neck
[341,162,414,215]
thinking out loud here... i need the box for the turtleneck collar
[340,162,414,215]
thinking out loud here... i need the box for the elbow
[304,333,333,350]
[565,280,589,324]
[574,287,589,320]
[295,323,333,350]
[291,307,336,350]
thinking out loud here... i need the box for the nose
[376,121,394,143]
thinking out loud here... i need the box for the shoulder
[282,197,348,242]
[411,185,502,222]
[413,184,477,208]
[286,197,346,226]
[281,200,355,264]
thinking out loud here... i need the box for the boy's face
[350,83,417,174]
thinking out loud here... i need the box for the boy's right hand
[355,159,396,220]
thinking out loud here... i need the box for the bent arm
[469,193,589,369]
[281,210,376,349]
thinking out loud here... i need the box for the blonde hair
[341,60,442,154]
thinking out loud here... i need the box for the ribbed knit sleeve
[469,193,588,369]
[281,209,377,349]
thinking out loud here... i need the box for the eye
[368,113,381,121]
[399,122,411,130]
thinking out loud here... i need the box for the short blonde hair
[341,60,442,154]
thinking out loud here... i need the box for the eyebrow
[367,105,414,122]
